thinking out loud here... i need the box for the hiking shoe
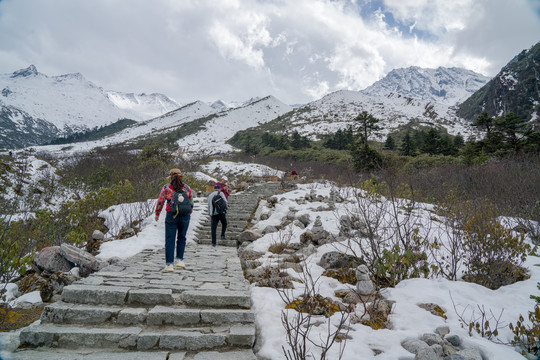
[175,259,185,268]
[212,243,217,248]
[162,264,174,272]
[220,235,227,240]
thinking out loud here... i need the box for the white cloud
[0,0,538,104]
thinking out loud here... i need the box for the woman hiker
[215,175,230,200]
[155,168,193,272]
[208,184,228,247]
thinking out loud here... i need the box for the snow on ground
[201,160,286,179]
[2,161,537,359]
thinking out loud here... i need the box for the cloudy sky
[0,0,539,105]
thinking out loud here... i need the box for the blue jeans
[165,211,190,264]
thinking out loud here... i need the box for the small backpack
[171,190,191,217]
[212,193,227,215]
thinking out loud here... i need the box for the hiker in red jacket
[155,168,193,272]
[215,176,230,200]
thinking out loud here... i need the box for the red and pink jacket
[155,183,193,217]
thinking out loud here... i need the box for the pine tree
[384,135,395,150]
[351,111,382,171]
[400,131,416,156]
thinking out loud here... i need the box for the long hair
[169,170,184,192]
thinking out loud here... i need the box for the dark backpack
[212,193,227,214]
[171,190,191,217]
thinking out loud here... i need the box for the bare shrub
[278,263,351,360]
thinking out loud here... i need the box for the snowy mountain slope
[106,91,181,119]
[0,65,181,148]
[274,90,478,141]
[179,96,292,155]
[35,101,216,155]
[361,66,490,106]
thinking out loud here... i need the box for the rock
[118,227,136,239]
[60,243,98,267]
[356,265,370,281]
[297,214,310,226]
[92,230,105,241]
[311,229,331,245]
[356,280,375,296]
[454,348,483,360]
[263,225,279,235]
[286,211,296,221]
[79,260,104,278]
[293,220,305,229]
[239,230,262,243]
[421,333,444,346]
[435,326,450,337]
[17,272,47,294]
[402,338,429,354]
[267,196,278,207]
[318,251,364,270]
[415,347,440,360]
[40,272,78,302]
[445,335,461,348]
[300,231,313,245]
[107,257,122,265]
[313,216,323,227]
[260,213,270,220]
[32,246,72,274]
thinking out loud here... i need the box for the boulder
[260,213,270,221]
[239,229,262,243]
[293,220,305,229]
[92,230,105,241]
[60,243,98,267]
[401,338,429,354]
[297,214,310,227]
[318,251,364,270]
[263,225,279,235]
[40,272,78,302]
[33,246,72,274]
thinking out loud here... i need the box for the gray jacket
[208,190,228,216]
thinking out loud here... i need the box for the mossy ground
[0,306,43,332]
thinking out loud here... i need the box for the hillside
[458,41,540,123]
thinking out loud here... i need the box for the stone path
[8,182,282,360]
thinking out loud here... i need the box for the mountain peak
[11,65,40,78]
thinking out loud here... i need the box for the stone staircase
[9,182,284,360]
[12,246,256,359]
[195,182,282,247]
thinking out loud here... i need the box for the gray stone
[228,325,255,346]
[415,347,440,360]
[168,352,187,360]
[92,230,105,241]
[33,246,72,273]
[181,290,251,308]
[147,307,200,326]
[127,289,173,305]
[85,352,169,360]
[159,331,226,350]
[356,265,370,281]
[60,243,98,267]
[137,332,160,350]
[445,355,467,360]
[41,302,121,324]
[61,285,129,305]
[435,326,450,337]
[263,225,279,235]
[402,338,430,354]
[238,230,262,243]
[200,309,255,324]
[318,251,363,270]
[421,333,444,346]
[293,220,305,229]
[297,214,310,226]
[259,213,270,220]
[356,280,375,296]
[118,308,147,325]
[445,334,461,347]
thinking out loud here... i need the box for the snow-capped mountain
[38,100,216,155]
[106,91,180,119]
[270,89,478,141]
[167,95,292,155]
[0,65,180,148]
[361,66,490,106]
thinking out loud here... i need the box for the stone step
[197,239,237,247]
[19,323,255,351]
[41,302,255,326]
[181,290,251,308]
[11,349,257,360]
[61,286,174,306]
